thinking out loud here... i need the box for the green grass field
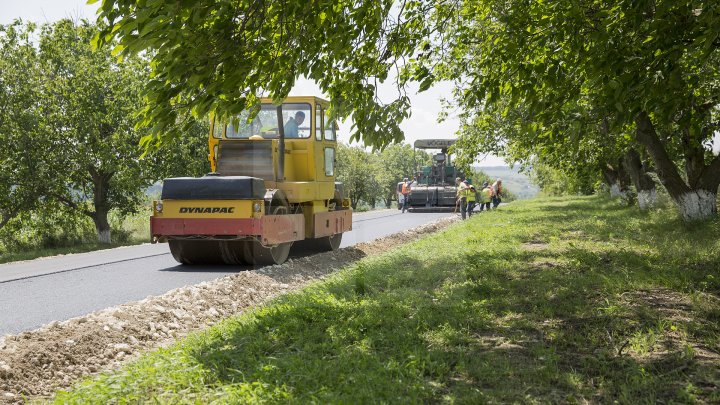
[54,196,720,403]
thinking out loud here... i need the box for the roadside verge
[0,216,457,403]
[47,196,720,403]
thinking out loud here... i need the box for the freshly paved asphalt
[0,210,452,335]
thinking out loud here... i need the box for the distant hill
[474,166,539,200]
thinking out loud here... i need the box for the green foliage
[336,143,433,209]
[336,144,381,209]
[426,0,720,218]
[92,0,434,150]
[54,196,720,403]
[530,159,601,197]
[0,21,54,230]
[0,203,151,264]
[0,20,209,245]
[38,20,152,221]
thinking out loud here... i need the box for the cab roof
[259,96,329,106]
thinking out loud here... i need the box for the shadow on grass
[187,234,719,403]
[54,196,718,403]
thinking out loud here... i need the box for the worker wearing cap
[455,177,468,219]
[492,178,503,208]
[400,177,411,213]
[480,181,493,211]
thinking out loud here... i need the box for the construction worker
[492,178,503,208]
[400,177,411,213]
[455,177,468,219]
[284,111,306,138]
[480,181,493,211]
[464,180,477,217]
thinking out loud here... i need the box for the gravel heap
[0,216,457,403]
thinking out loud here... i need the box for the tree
[0,22,59,230]
[91,0,439,150]
[36,20,210,243]
[336,144,381,209]
[425,1,720,220]
[34,20,153,243]
[530,160,598,197]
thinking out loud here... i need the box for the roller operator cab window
[324,115,337,141]
[324,147,335,176]
[315,104,322,140]
[225,103,311,139]
[212,117,223,138]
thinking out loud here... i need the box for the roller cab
[151,96,352,265]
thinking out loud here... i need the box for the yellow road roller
[150,96,352,265]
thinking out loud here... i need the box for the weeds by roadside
[0,207,150,265]
[53,196,720,403]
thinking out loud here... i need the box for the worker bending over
[492,179,503,208]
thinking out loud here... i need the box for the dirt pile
[0,216,457,403]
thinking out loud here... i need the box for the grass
[53,196,720,403]
[0,208,151,265]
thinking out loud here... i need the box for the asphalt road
[0,210,452,335]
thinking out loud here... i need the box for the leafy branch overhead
[92,0,436,150]
[426,0,720,220]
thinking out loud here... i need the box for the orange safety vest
[401,182,410,195]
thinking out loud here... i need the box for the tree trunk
[91,209,112,244]
[634,112,720,221]
[676,189,717,221]
[601,161,631,201]
[90,168,114,243]
[600,165,620,197]
[623,148,657,210]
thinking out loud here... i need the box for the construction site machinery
[150,96,352,265]
[403,139,464,212]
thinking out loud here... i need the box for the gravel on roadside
[0,216,457,403]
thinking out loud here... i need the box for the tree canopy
[91,0,437,150]
[0,20,210,244]
[93,0,720,220]
[427,0,720,219]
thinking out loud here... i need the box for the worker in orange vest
[400,177,411,213]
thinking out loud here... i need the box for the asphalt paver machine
[405,139,464,212]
